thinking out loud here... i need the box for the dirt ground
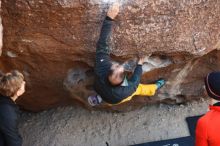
[19,99,209,146]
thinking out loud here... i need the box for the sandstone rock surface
[0,0,220,111]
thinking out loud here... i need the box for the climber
[0,70,25,146]
[92,2,166,106]
[195,72,220,146]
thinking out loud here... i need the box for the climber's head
[108,62,125,86]
[0,70,25,101]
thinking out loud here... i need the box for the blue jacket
[0,95,22,146]
[94,17,142,104]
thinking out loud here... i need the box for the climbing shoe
[88,95,103,106]
[156,78,166,89]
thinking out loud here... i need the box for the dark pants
[0,132,5,146]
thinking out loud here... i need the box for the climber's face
[108,63,125,86]
[203,85,208,97]
[16,81,26,97]
[202,85,217,105]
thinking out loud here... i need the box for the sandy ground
[19,99,209,146]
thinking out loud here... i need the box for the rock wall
[0,0,3,55]
[0,0,220,111]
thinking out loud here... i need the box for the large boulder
[0,0,220,111]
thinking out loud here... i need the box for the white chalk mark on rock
[169,60,196,97]
[142,55,173,72]
[22,39,33,43]
[6,51,17,58]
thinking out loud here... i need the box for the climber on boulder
[92,2,166,105]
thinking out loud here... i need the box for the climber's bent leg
[115,84,157,105]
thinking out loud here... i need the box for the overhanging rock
[0,0,220,111]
